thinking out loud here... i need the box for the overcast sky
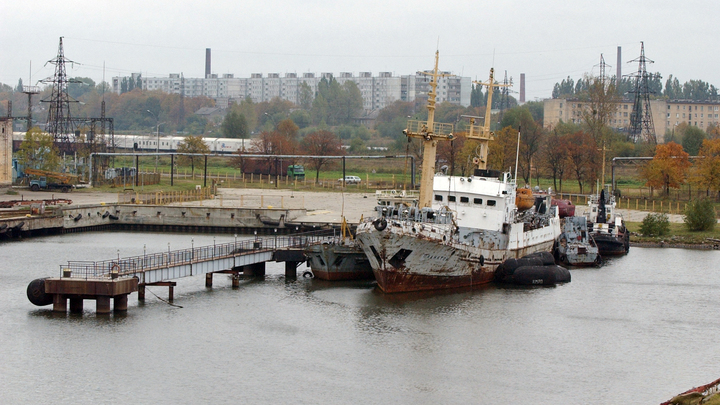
[3,0,718,102]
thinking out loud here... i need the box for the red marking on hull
[373,269,495,293]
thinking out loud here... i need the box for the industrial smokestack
[205,48,211,79]
[519,73,526,103]
[616,46,621,89]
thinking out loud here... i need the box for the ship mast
[467,68,511,170]
[404,51,455,208]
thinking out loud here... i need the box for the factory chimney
[519,73,526,103]
[205,48,211,79]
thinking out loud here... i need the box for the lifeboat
[515,188,535,211]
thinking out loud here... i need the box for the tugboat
[354,52,562,293]
[585,189,630,256]
[555,216,602,266]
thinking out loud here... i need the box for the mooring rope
[145,287,183,308]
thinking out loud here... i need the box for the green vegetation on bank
[626,221,720,245]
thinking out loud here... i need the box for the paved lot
[1,186,693,224]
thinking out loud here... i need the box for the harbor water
[1,232,719,404]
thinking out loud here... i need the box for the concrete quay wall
[62,204,305,229]
[1,204,307,237]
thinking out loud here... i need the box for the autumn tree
[16,128,61,171]
[300,130,344,183]
[578,74,620,145]
[275,118,300,164]
[500,107,546,185]
[177,135,210,178]
[437,134,467,176]
[486,126,519,175]
[543,126,573,192]
[641,141,690,196]
[688,138,720,198]
[566,131,600,194]
[707,124,720,140]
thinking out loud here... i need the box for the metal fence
[118,188,213,205]
[59,229,338,279]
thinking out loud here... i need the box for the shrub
[683,199,717,232]
[640,212,670,236]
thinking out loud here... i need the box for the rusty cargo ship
[354,52,561,293]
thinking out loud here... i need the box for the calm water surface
[1,232,719,404]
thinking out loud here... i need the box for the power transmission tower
[596,54,611,86]
[40,37,82,143]
[626,42,656,144]
[497,71,516,124]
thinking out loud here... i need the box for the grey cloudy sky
[2,0,717,102]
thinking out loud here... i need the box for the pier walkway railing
[60,229,339,284]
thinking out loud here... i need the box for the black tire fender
[374,218,387,231]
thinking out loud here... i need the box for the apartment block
[113,69,472,113]
[543,98,720,141]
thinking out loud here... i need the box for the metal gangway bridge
[58,229,340,301]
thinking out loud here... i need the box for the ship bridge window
[487,200,496,207]
[434,195,443,202]
[474,198,483,205]
[448,196,456,202]
[460,196,469,203]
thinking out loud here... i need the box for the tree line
[553,74,719,101]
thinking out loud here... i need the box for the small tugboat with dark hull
[586,189,630,256]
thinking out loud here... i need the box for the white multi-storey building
[113,70,472,112]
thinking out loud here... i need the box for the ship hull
[355,220,557,293]
[304,242,374,281]
[592,233,629,256]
